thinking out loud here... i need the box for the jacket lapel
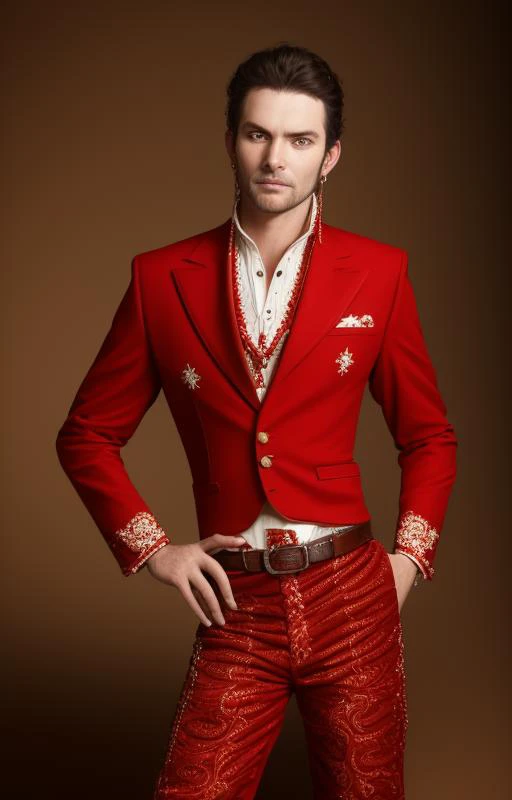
[261,224,368,408]
[172,219,261,410]
[171,217,368,412]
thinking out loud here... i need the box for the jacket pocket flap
[315,461,360,480]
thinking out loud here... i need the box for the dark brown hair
[225,42,345,153]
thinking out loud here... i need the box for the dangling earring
[229,161,240,257]
[316,174,327,245]
[232,163,240,195]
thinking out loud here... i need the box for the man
[56,44,457,799]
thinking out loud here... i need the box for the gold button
[260,455,273,468]
[257,431,269,443]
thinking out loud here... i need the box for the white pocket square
[336,313,375,328]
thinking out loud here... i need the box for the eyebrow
[240,121,320,140]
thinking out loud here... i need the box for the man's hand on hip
[145,534,247,628]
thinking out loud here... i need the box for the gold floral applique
[181,363,201,390]
[335,347,355,376]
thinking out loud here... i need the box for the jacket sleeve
[368,250,458,581]
[55,255,171,576]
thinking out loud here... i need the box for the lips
[257,180,289,186]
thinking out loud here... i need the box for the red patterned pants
[152,534,408,799]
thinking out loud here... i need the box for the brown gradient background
[2,1,509,797]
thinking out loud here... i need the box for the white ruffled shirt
[225,192,354,550]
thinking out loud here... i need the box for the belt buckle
[262,543,310,575]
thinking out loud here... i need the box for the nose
[262,140,286,173]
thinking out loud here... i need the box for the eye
[247,132,313,146]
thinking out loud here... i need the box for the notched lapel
[171,219,262,411]
[169,219,368,412]
[261,225,368,405]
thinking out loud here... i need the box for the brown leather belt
[211,521,373,575]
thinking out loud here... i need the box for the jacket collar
[170,216,368,412]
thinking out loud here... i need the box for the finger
[189,571,226,626]
[200,556,239,610]
[179,581,215,628]
[191,585,216,621]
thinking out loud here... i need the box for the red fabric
[56,218,457,578]
[152,536,408,799]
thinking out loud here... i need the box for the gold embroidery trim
[396,510,439,580]
[114,511,168,553]
[129,539,170,574]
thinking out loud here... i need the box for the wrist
[393,551,421,584]
[144,541,173,569]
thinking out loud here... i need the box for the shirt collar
[233,191,318,254]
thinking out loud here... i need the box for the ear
[225,128,236,163]
[323,139,342,178]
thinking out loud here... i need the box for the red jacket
[56,218,458,580]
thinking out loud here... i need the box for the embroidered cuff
[128,537,171,574]
[395,510,439,582]
[113,511,171,576]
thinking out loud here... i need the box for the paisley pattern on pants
[152,536,408,799]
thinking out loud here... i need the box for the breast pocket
[327,325,378,337]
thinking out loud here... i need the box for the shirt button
[257,431,269,443]
[256,270,264,277]
[276,270,283,276]
[260,455,273,468]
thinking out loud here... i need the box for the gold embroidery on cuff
[114,511,166,553]
[130,538,170,573]
[396,510,439,580]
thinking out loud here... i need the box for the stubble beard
[241,166,323,217]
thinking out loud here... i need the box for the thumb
[201,534,247,552]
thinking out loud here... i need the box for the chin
[252,193,292,212]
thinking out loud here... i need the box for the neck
[236,193,315,257]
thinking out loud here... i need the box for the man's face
[226,87,338,216]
